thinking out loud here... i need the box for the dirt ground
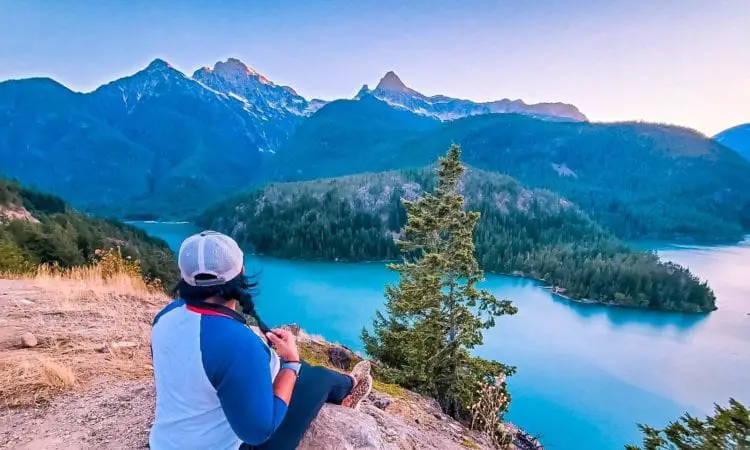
[1,378,154,449]
[0,278,162,449]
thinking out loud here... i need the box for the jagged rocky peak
[145,58,173,71]
[193,57,275,86]
[375,71,408,92]
[212,57,258,76]
[92,57,191,102]
[192,57,320,117]
[355,84,371,99]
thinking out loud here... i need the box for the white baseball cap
[178,231,244,286]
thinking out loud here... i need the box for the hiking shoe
[342,360,372,410]
[349,360,371,382]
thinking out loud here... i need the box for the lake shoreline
[134,220,717,314]
[242,252,716,314]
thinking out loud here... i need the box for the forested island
[198,166,716,313]
[0,178,178,285]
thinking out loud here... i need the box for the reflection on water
[137,223,750,450]
[547,291,709,330]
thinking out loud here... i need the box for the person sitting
[149,230,373,450]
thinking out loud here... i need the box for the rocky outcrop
[294,329,533,450]
[302,402,476,450]
[0,280,539,449]
[0,377,497,450]
[0,204,38,223]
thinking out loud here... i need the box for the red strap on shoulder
[186,304,232,319]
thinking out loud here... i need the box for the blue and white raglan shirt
[149,299,284,450]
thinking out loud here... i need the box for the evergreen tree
[362,144,517,418]
[626,398,749,450]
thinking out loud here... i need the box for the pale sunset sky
[1,0,747,135]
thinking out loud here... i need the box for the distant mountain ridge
[89,57,323,156]
[2,58,746,244]
[715,123,750,161]
[272,98,750,242]
[356,71,587,122]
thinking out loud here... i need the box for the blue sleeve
[200,316,288,445]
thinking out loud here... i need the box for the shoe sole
[349,360,371,380]
[346,374,373,410]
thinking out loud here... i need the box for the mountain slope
[356,71,587,122]
[0,78,154,211]
[715,123,750,161]
[199,167,716,312]
[0,177,177,284]
[273,102,750,241]
[0,58,318,218]
[86,58,273,217]
[271,96,439,179]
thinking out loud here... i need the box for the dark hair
[173,274,270,334]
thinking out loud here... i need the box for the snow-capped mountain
[193,58,326,117]
[356,71,587,122]
[90,57,319,153]
[91,58,223,113]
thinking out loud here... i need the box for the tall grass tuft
[0,248,169,407]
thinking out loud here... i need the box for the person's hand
[266,328,300,362]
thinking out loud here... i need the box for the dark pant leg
[245,362,353,450]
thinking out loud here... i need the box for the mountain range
[0,57,584,218]
[1,56,749,243]
[356,71,587,122]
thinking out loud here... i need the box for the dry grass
[0,258,168,407]
[0,353,77,407]
[33,258,159,297]
[470,380,513,449]
[462,437,481,449]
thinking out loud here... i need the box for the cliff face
[0,279,540,449]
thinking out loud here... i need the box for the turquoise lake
[137,222,750,449]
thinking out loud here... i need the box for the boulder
[328,347,352,370]
[300,404,386,449]
[299,403,486,450]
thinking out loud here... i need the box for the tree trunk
[446,278,461,419]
